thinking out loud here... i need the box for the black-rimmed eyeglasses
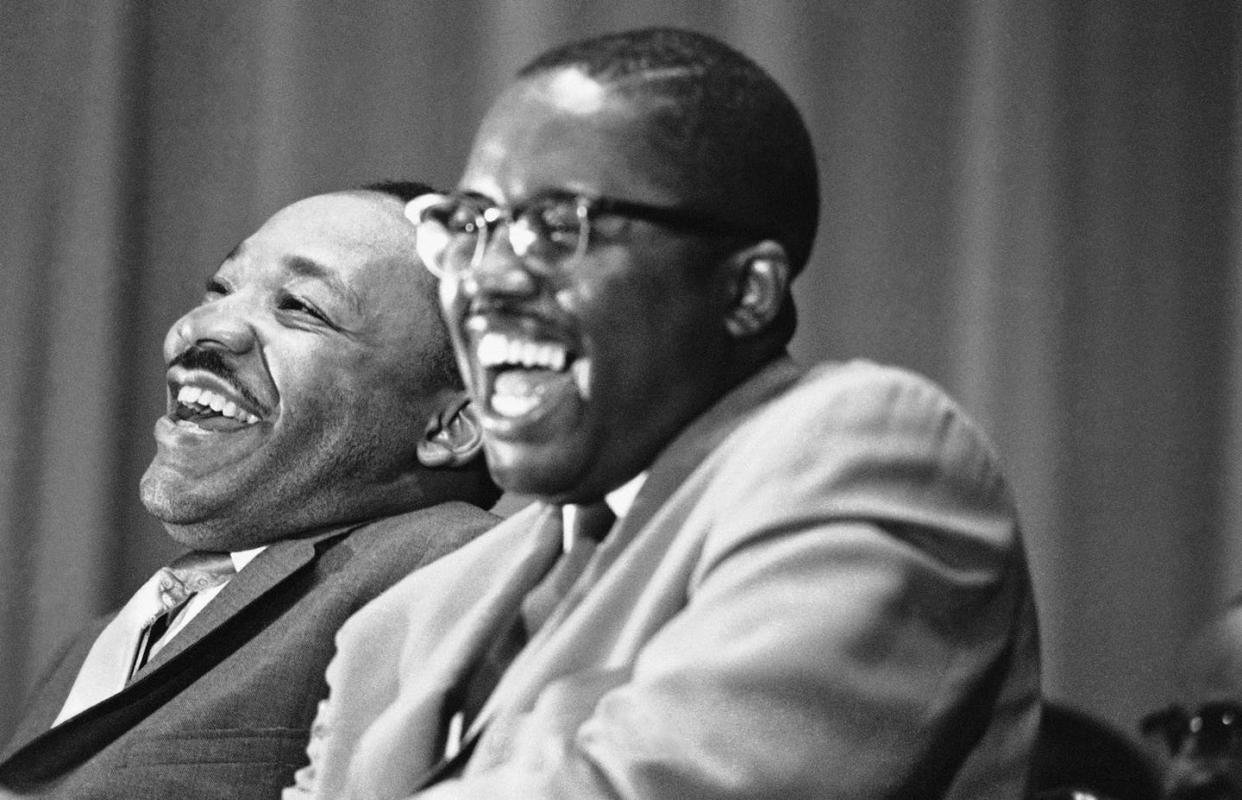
[1140,701,1242,757]
[405,192,766,279]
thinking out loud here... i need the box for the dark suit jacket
[292,359,1042,799]
[0,501,498,800]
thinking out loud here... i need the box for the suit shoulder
[335,506,543,645]
[373,502,545,590]
[754,360,1005,469]
[703,359,1020,554]
[352,501,500,550]
[780,360,968,421]
[317,502,500,591]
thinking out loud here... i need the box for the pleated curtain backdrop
[0,0,1237,747]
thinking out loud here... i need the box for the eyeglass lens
[1142,702,1242,756]
[416,197,589,275]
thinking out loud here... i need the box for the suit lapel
[130,531,327,678]
[461,505,569,722]
[611,356,803,553]
[372,505,563,795]
[0,525,353,789]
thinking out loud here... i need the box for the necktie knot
[567,500,615,545]
[170,550,236,590]
[520,501,615,636]
[146,551,235,626]
[51,551,236,725]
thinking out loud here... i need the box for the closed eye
[203,277,230,302]
[276,293,333,326]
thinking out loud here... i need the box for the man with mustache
[0,183,500,798]
[290,27,1041,799]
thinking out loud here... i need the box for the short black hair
[363,179,437,204]
[361,179,501,506]
[518,28,820,276]
[359,180,461,393]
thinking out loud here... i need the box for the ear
[416,392,484,469]
[723,240,790,338]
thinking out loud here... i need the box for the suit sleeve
[416,367,1037,799]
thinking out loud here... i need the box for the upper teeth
[476,332,567,371]
[177,385,260,424]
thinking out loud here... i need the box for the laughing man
[0,183,500,799]
[292,28,1042,800]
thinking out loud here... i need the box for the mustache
[169,346,267,413]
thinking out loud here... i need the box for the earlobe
[725,241,789,338]
[416,394,485,469]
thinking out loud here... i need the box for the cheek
[296,382,420,470]
[280,338,374,390]
[361,363,437,430]
[557,267,659,327]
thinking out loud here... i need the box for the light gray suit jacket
[290,358,1041,799]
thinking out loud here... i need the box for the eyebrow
[457,187,582,207]
[284,255,364,315]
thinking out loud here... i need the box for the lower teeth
[492,393,539,418]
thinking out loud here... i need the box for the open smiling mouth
[475,330,591,420]
[171,383,263,431]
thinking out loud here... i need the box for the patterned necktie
[453,502,616,748]
[52,551,235,726]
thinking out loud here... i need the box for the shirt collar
[230,546,266,573]
[605,471,647,519]
[561,472,648,553]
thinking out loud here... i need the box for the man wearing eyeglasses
[1143,599,1242,799]
[288,28,1041,799]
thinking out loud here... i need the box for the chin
[138,465,201,520]
[140,473,257,550]
[139,487,207,532]
[487,457,573,500]
[141,487,252,551]
[160,518,277,552]
[138,486,181,528]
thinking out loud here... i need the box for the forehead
[460,68,680,205]
[227,192,437,334]
[241,193,409,272]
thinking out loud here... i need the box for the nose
[164,296,257,362]
[461,224,540,301]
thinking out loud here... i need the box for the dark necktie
[521,501,616,633]
[456,501,616,738]
[52,550,235,725]
[135,550,238,670]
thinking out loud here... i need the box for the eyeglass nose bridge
[475,206,540,267]
[1187,706,1242,756]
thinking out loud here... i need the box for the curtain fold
[1,0,1235,747]
[1,0,142,721]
